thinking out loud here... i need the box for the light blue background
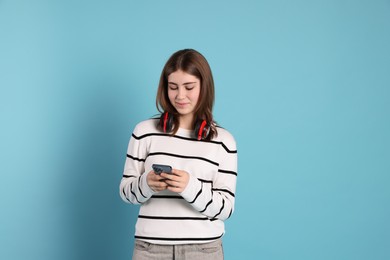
[1,1,389,259]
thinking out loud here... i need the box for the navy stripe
[213,188,235,197]
[219,143,237,154]
[126,154,145,162]
[134,234,223,242]
[122,187,131,203]
[123,174,137,178]
[132,133,167,140]
[138,176,147,198]
[127,152,219,167]
[189,182,203,204]
[151,195,183,199]
[148,152,219,166]
[138,215,209,221]
[130,183,141,204]
[212,199,225,219]
[198,178,213,184]
[218,169,237,176]
[200,198,213,213]
[132,133,237,153]
[228,208,233,219]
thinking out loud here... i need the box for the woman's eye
[186,86,194,90]
[169,86,178,90]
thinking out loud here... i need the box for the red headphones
[159,112,210,140]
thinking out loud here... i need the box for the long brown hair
[156,49,217,140]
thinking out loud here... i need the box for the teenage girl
[120,49,238,260]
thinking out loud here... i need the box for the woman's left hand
[160,169,189,193]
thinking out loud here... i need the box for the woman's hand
[161,169,190,193]
[147,170,168,192]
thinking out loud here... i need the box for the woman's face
[167,70,201,123]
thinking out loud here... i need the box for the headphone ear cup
[160,112,173,133]
[194,119,210,140]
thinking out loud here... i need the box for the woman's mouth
[176,102,188,108]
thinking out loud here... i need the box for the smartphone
[152,164,172,175]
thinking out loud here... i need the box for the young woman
[119,49,238,260]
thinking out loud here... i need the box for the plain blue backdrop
[1,1,389,259]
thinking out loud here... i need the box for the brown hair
[156,49,217,140]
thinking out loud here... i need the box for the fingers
[163,177,182,189]
[152,178,168,191]
[166,186,183,193]
[160,172,180,186]
[147,171,168,192]
[170,168,181,176]
[147,169,189,193]
[161,170,189,193]
[161,169,182,179]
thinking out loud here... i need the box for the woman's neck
[178,114,194,130]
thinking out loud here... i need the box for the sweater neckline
[177,127,193,137]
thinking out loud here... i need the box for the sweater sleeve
[180,132,238,221]
[119,125,155,204]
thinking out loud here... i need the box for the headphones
[159,112,210,140]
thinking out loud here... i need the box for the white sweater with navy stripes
[119,119,237,245]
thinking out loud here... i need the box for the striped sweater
[119,118,238,244]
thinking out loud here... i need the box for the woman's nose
[176,88,186,99]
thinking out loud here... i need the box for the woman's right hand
[147,170,168,192]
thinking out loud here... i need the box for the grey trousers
[132,239,224,260]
